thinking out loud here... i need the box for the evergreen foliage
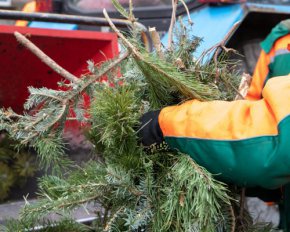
[0,134,37,201]
[0,1,274,231]
[1,218,92,232]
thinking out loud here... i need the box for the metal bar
[0,9,152,51]
[0,9,144,29]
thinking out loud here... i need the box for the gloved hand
[138,110,164,147]
[137,110,172,154]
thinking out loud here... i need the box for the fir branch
[30,92,64,103]
[14,32,80,84]
[21,189,105,221]
[0,50,130,172]
[22,104,67,143]
[156,154,231,231]
[104,207,125,232]
[33,135,71,174]
[2,217,92,232]
[104,9,220,105]
[21,162,143,223]
[90,84,141,156]
[1,109,23,119]
[24,87,66,110]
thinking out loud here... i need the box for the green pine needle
[111,0,130,19]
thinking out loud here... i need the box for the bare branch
[14,31,80,84]
[235,73,252,100]
[179,0,193,25]
[168,0,178,50]
[197,21,241,65]
[149,27,164,58]
[103,9,137,54]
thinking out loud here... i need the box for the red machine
[0,25,118,113]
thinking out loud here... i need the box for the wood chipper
[0,26,118,113]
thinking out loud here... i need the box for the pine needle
[111,0,130,19]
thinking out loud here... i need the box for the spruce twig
[74,51,130,95]
[14,31,80,84]
[22,103,67,144]
[104,207,125,232]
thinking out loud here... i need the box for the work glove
[137,110,169,153]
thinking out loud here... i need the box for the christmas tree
[0,1,273,231]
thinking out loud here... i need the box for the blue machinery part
[161,3,290,63]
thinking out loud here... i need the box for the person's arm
[140,75,290,189]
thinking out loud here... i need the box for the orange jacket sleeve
[159,76,290,141]
[158,75,290,188]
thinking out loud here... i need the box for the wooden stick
[235,73,252,100]
[149,27,164,58]
[179,0,193,25]
[168,0,178,50]
[103,9,137,54]
[14,31,80,84]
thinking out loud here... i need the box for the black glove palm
[138,110,164,147]
[138,110,172,153]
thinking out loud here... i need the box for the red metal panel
[0,25,118,113]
